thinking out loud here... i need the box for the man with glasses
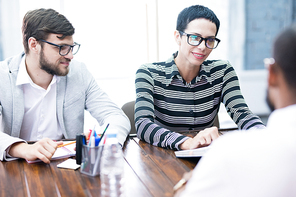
[135,5,264,150]
[0,8,130,163]
[177,24,296,197]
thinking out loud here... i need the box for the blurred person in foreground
[0,8,130,163]
[177,24,296,197]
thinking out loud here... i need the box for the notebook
[174,146,210,158]
[26,141,76,163]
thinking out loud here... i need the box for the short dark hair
[22,8,75,54]
[176,5,220,35]
[273,24,296,93]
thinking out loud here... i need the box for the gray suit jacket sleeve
[0,53,26,161]
[56,60,131,146]
[0,102,25,161]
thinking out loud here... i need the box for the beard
[266,89,275,112]
[39,49,70,76]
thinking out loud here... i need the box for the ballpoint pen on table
[173,178,187,191]
[173,170,193,192]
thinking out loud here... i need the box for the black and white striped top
[135,53,265,150]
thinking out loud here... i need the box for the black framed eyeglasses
[179,31,220,49]
[38,39,81,56]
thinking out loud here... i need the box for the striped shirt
[135,53,265,150]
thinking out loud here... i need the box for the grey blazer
[0,53,130,160]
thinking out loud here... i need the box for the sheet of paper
[54,142,76,158]
[57,158,80,170]
[175,146,210,158]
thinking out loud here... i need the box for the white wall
[0,0,22,58]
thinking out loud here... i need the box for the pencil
[58,141,76,148]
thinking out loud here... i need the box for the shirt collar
[164,52,213,86]
[164,54,181,86]
[16,55,60,87]
[16,55,31,86]
[266,104,296,130]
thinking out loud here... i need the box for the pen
[99,123,109,144]
[95,135,101,146]
[93,128,100,146]
[88,129,94,147]
[90,135,96,164]
[173,170,193,192]
[58,141,76,148]
[173,178,187,191]
[82,135,86,145]
[87,129,92,141]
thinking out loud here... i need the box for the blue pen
[93,128,100,146]
[82,135,86,145]
[95,136,100,146]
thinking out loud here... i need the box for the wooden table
[0,135,201,197]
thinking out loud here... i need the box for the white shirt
[16,56,63,141]
[180,104,296,197]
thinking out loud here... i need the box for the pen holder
[80,145,103,176]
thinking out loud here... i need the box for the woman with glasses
[135,5,265,151]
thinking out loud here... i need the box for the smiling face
[39,33,74,76]
[175,18,217,68]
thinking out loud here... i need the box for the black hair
[22,8,75,54]
[273,24,296,92]
[176,5,220,35]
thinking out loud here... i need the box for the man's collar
[16,55,31,86]
[267,104,296,129]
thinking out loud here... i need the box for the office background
[0,0,295,129]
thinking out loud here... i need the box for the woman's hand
[179,127,219,150]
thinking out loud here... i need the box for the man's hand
[9,138,63,163]
[179,127,219,150]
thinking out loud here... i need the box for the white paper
[175,146,210,158]
[57,158,80,170]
